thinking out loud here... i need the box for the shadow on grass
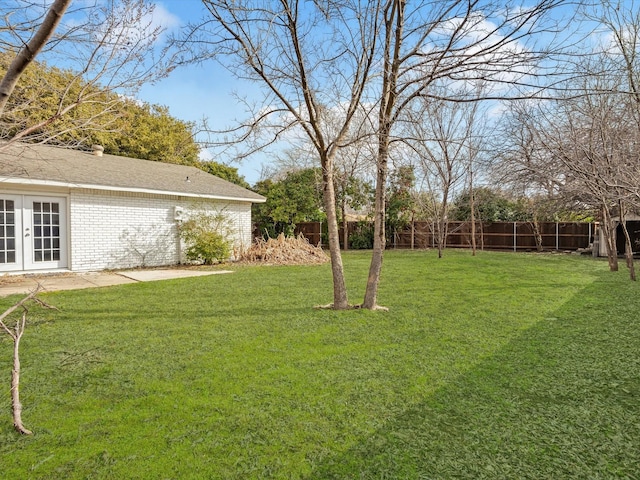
[307,272,640,479]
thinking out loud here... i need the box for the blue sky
[136,1,268,185]
[132,1,624,187]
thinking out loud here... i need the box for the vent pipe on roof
[92,144,104,157]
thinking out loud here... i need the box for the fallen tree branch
[1,285,57,434]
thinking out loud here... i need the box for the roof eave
[0,177,267,203]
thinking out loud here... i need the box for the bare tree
[584,1,640,207]
[184,0,572,309]
[525,0,640,278]
[362,0,571,309]
[404,87,485,258]
[491,101,565,196]
[490,101,568,252]
[522,76,633,273]
[465,111,487,256]
[0,0,175,150]
[322,108,376,250]
[185,0,383,309]
[598,1,640,279]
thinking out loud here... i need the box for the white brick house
[0,143,265,274]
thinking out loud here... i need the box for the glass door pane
[0,199,17,264]
[31,201,62,263]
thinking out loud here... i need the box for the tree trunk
[437,218,444,258]
[1,290,45,435]
[437,182,451,259]
[618,200,636,281]
[601,205,619,271]
[363,154,388,309]
[441,217,450,258]
[435,203,449,259]
[470,170,477,256]
[621,220,636,281]
[341,198,349,251]
[532,217,544,252]
[362,0,405,310]
[322,159,349,309]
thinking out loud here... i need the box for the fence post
[412,221,416,248]
[556,222,559,251]
[513,222,517,252]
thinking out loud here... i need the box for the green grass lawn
[0,250,638,479]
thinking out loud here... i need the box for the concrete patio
[0,269,233,297]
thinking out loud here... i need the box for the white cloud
[419,12,538,96]
[148,2,181,34]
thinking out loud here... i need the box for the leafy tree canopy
[335,174,373,221]
[98,102,200,165]
[450,188,526,222]
[0,51,200,166]
[253,168,325,238]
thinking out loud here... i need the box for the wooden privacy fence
[294,221,323,246]
[293,221,595,251]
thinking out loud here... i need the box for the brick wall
[69,189,252,271]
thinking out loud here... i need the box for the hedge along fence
[293,221,596,252]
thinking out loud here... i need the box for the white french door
[0,195,23,272]
[0,194,67,272]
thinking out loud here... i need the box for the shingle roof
[0,143,265,203]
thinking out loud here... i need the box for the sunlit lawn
[0,250,638,478]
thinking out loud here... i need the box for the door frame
[0,193,69,273]
[0,194,24,272]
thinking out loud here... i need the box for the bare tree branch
[0,0,71,113]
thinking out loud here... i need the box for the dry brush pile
[238,233,329,265]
